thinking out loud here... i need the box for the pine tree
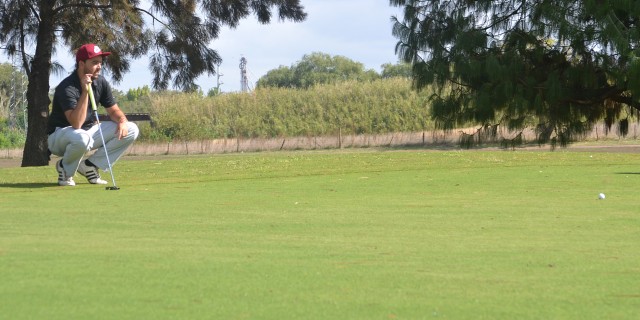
[391,0,640,147]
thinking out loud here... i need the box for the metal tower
[240,56,250,92]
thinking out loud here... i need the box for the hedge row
[143,78,434,142]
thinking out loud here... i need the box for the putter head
[105,186,120,191]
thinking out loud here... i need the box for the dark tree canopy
[0,0,306,166]
[391,0,640,147]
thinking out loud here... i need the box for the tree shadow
[0,182,58,189]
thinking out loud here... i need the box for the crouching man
[47,44,139,186]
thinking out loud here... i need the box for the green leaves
[391,0,640,146]
[146,78,432,141]
[257,52,381,89]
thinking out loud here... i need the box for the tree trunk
[21,2,55,167]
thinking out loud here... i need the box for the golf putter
[87,83,120,190]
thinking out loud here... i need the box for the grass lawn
[1,149,639,319]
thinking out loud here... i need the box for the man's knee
[48,128,92,156]
[70,131,93,151]
[127,122,140,141]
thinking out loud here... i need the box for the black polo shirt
[47,72,116,134]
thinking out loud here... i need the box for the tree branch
[19,19,29,78]
[608,95,640,112]
[478,2,524,32]
[27,1,40,22]
[561,86,628,107]
[134,7,171,29]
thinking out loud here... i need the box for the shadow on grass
[616,172,640,175]
[0,182,58,189]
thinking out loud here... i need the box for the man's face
[81,56,104,79]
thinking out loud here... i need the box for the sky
[3,1,404,93]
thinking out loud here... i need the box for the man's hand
[116,119,129,140]
[82,74,93,89]
[106,104,128,139]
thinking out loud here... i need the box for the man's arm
[63,73,96,129]
[64,87,90,129]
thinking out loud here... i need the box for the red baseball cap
[76,44,111,62]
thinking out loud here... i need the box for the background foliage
[0,62,27,148]
[142,77,432,142]
[0,63,27,121]
[257,53,412,89]
[1,58,428,147]
[0,119,25,148]
[2,52,637,150]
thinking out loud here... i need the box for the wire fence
[2,122,638,160]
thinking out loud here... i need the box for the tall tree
[257,52,380,89]
[0,0,306,166]
[380,62,411,79]
[0,63,15,119]
[0,62,27,126]
[391,0,640,147]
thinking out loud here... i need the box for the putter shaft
[88,83,119,190]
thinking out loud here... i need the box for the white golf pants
[48,121,139,176]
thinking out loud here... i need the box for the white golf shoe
[78,161,108,185]
[56,160,76,186]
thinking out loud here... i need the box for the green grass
[1,149,639,319]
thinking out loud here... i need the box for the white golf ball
[598,193,606,200]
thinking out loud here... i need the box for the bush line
[141,78,434,142]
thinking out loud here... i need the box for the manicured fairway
[1,149,639,319]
